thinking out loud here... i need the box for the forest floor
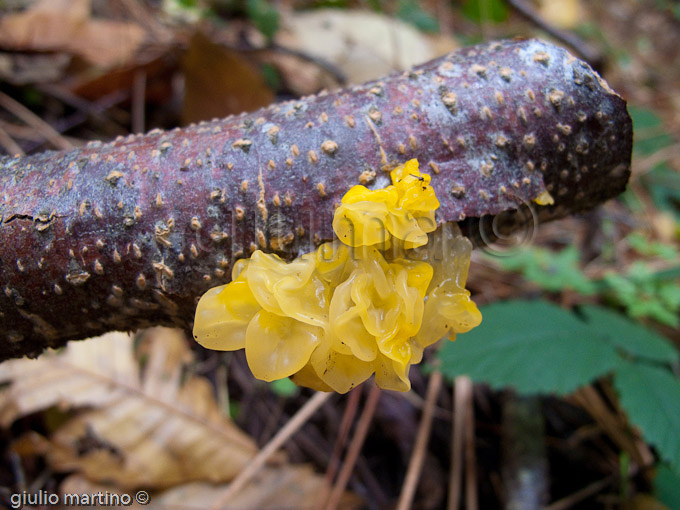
[1,1,679,509]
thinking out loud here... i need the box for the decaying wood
[0,38,632,361]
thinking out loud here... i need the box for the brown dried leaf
[61,465,363,510]
[0,53,71,85]
[60,475,146,509]
[181,31,274,125]
[0,332,138,424]
[154,465,362,509]
[0,0,146,68]
[0,329,256,488]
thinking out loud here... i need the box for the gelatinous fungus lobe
[193,160,482,393]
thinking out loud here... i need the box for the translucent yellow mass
[193,159,481,392]
[332,159,439,249]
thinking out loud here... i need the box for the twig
[0,38,633,361]
[119,0,172,43]
[0,90,74,151]
[315,386,363,510]
[227,30,348,86]
[464,379,478,510]
[0,124,24,156]
[397,370,444,510]
[269,43,348,86]
[506,0,603,69]
[211,390,332,509]
[325,383,381,510]
[400,387,451,420]
[543,475,615,510]
[571,386,654,468]
[0,119,53,142]
[448,375,471,510]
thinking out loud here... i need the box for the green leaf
[642,164,680,216]
[490,246,596,295]
[629,105,674,157]
[438,301,619,395]
[601,263,680,328]
[312,0,350,7]
[578,306,679,364]
[626,232,679,261]
[396,0,439,33]
[270,377,299,397]
[461,0,508,23]
[655,463,680,508]
[614,362,680,468]
[246,0,279,41]
[260,62,281,91]
[628,105,680,216]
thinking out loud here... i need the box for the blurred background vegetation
[0,1,679,509]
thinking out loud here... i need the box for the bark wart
[0,39,632,361]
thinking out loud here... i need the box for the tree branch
[0,38,632,361]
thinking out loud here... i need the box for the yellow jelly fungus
[193,159,482,393]
[533,190,555,206]
[332,159,439,249]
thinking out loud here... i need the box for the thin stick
[0,125,24,156]
[506,0,602,67]
[315,386,363,510]
[0,91,73,151]
[396,370,444,510]
[211,390,332,510]
[572,386,654,468]
[543,475,614,510]
[325,383,381,510]
[464,378,478,510]
[448,376,470,510]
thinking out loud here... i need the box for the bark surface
[0,38,632,360]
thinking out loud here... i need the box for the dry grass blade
[397,370,443,510]
[448,375,470,510]
[0,330,256,488]
[464,377,478,510]
[61,465,364,510]
[211,390,333,509]
[571,385,654,469]
[0,90,74,150]
[315,386,363,510]
[0,124,24,156]
[325,383,381,510]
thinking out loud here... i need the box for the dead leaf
[0,53,71,85]
[68,53,174,104]
[181,31,274,125]
[0,0,146,68]
[154,465,363,509]
[277,9,439,87]
[0,329,257,489]
[61,464,363,510]
[60,475,146,509]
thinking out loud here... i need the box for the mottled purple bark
[0,38,631,361]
